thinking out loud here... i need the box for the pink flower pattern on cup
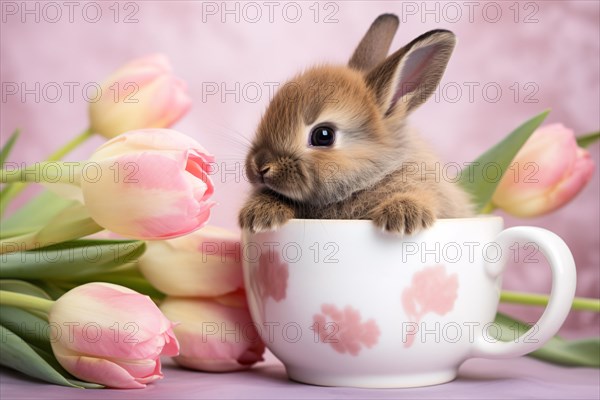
[312,304,380,356]
[250,251,289,323]
[256,251,289,302]
[402,265,459,348]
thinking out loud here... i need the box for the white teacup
[242,216,576,388]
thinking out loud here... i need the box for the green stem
[0,216,103,254]
[479,201,496,214]
[46,128,93,162]
[0,162,83,184]
[500,290,600,312]
[0,128,92,216]
[0,290,54,312]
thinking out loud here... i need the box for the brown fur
[239,16,473,234]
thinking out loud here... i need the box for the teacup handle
[470,226,576,358]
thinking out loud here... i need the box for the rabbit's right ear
[348,14,399,72]
[365,29,456,118]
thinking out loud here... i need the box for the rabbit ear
[365,30,456,117]
[348,14,399,72]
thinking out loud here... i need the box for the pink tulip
[48,283,179,389]
[492,124,595,217]
[80,129,215,239]
[160,293,265,372]
[89,54,191,138]
[139,226,244,297]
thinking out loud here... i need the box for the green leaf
[0,306,52,354]
[28,280,67,300]
[27,342,103,389]
[0,280,51,320]
[0,324,89,388]
[33,203,101,244]
[0,129,22,211]
[576,131,600,148]
[459,110,550,212]
[1,190,75,238]
[1,202,102,251]
[0,306,101,388]
[495,312,599,368]
[531,337,600,368]
[0,279,52,299]
[0,240,146,280]
[68,268,165,301]
[0,185,13,206]
[0,280,53,320]
[0,281,103,388]
[0,129,20,167]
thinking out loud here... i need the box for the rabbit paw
[370,194,435,235]
[239,195,295,233]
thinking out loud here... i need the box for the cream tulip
[80,129,215,239]
[89,54,191,139]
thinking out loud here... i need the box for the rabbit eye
[310,125,336,147]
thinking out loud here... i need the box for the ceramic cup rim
[249,215,502,229]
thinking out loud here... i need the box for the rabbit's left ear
[365,30,456,117]
[348,14,399,72]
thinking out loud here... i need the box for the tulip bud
[80,129,215,240]
[138,226,243,297]
[89,54,191,139]
[492,124,595,217]
[160,293,265,372]
[48,283,179,389]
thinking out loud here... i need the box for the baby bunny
[239,14,473,234]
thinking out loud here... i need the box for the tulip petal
[82,139,215,239]
[135,361,163,385]
[54,353,148,389]
[48,283,179,389]
[139,241,243,297]
[92,129,213,160]
[149,76,193,128]
[214,291,249,308]
[492,124,596,217]
[103,54,172,89]
[136,200,214,240]
[49,283,176,359]
[508,124,576,190]
[543,148,595,213]
[175,356,251,372]
[161,329,181,357]
[187,152,215,201]
[89,55,192,138]
[160,297,265,373]
[137,227,244,297]
[113,358,160,380]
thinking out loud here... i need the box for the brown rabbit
[239,14,473,234]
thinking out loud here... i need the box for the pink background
[1,1,598,334]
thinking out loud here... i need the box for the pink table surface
[1,351,598,400]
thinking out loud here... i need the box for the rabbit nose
[257,165,272,182]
